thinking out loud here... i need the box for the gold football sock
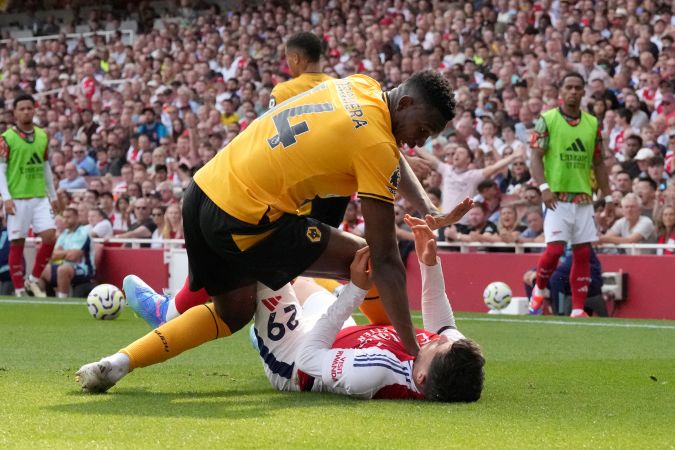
[359,286,391,325]
[312,277,342,294]
[120,303,231,370]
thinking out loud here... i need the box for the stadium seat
[120,20,138,32]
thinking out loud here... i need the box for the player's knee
[213,290,256,333]
[56,264,74,277]
[546,242,566,258]
[40,233,57,245]
[572,243,591,258]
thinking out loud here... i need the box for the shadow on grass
[49,387,358,420]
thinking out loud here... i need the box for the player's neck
[303,63,322,74]
[16,123,34,134]
[559,105,581,119]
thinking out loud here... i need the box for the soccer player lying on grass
[76,215,484,402]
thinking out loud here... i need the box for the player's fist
[349,246,372,290]
[51,199,62,215]
[4,199,15,215]
[542,190,558,210]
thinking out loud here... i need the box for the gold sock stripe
[203,304,220,339]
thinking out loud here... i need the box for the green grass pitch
[1,297,673,449]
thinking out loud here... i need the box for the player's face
[393,97,445,148]
[14,100,35,125]
[414,334,453,381]
[560,77,584,108]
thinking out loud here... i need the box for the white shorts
[543,202,598,245]
[6,197,55,240]
[253,282,355,392]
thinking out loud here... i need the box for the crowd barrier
[20,238,675,320]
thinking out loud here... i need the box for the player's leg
[76,301,235,393]
[8,238,26,296]
[529,204,569,314]
[7,199,30,296]
[24,198,57,297]
[568,203,598,318]
[54,264,75,298]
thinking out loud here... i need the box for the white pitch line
[352,313,675,330]
[3,299,675,330]
[0,298,83,305]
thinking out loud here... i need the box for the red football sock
[570,245,591,311]
[535,242,565,290]
[9,244,25,289]
[31,242,55,279]
[174,276,210,314]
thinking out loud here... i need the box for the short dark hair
[648,155,665,167]
[286,32,323,63]
[560,72,585,87]
[524,185,542,195]
[13,93,35,109]
[477,179,498,192]
[85,189,100,199]
[425,338,485,402]
[617,108,633,123]
[637,177,657,191]
[625,134,642,146]
[100,191,114,200]
[405,70,456,123]
[154,163,168,173]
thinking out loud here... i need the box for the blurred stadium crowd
[0,0,673,258]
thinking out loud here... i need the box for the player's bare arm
[360,196,419,356]
[397,154,438,216]
[530,146,557,210]
[425,197,474,230]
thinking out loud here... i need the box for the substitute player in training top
[0,94,60,297]
[528,73,611,317]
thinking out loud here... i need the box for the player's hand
[51,199,62,215]
[404,214,437,266]
[4,199,15,215]
[424,197,474,230]
[542,190,558,210]
[349,246,372,290]
[406,156,431,179]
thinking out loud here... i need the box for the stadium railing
[19,237,673,255]
[437,241,673,255]
[0,29,135,46]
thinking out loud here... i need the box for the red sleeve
[373,384,425,400]
[0,136,9,161]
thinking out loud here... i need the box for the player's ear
[396,95,414,111]
[414,370,427,387]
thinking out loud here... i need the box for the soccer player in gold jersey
[269,32,334,109]
[106,71,458,380]
[188,70,458,357]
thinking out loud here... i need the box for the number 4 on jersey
[267,103,334,150]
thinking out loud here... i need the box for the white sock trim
[165,298,180,321]
[102,352,131,381]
